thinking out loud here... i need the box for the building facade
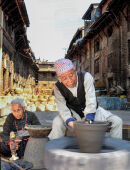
[66,0,130,101]
[0,0,38,96]
[37,61,57,92]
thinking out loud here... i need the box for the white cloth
[48,72,122,140]
[95,107,122,138]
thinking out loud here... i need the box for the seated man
[0,98,40,158]
[48,58,122,140]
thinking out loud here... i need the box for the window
[79,55,82,63]
[128,40,130,64]
[108,78,113,88]
[94,58,99,74]
[127,6,130,32]
[4,14,13,37]
[52,72,55,77]
[42,73,46,79]
[3,69,6,90]
[47,72,52,81]
[129,78,130,88]
[94,39,100,53]
[38,72,46,81]
[107,26,113,37]
[8,73,11,88]
[108,55,113,72]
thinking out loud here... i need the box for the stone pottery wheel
[24,125,51,169]
[74,121,108,153]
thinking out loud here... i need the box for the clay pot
[25,125,51,138]
[24,125,52,169]
[74,121,108,153]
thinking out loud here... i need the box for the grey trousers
[48,106,122,140]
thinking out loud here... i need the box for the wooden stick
[1,157,25,170]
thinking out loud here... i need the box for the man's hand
[68,121,77,137]
[85,119,93,124]
[68,121,74,128]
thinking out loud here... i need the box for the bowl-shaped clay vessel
[74,121,108,153]
[25,125,52,138]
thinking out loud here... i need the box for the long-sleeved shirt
[2,110,40,143]
[54,72,97,124]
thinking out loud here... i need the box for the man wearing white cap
[48,58,122,140]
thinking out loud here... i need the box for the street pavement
[35,110,130,126]
[110,110,130,125]
[34,110,130,141]
[35,111,58,125]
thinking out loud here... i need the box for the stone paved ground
[34,110,130,141]
[34,110,130,126]
[110,110,130,141]
[110,110,130,125]
[34,111,58,125]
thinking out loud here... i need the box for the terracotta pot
[25,125,51,138]
[24,125,51,169]
[74,121,108,153]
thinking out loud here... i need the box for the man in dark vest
[48,58,122,140]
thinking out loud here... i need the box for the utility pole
[0,8,3,95]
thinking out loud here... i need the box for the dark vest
[56,71,86,118]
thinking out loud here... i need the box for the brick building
[66,0,130,101]
[0,0,38,96]
[37,61,57,93]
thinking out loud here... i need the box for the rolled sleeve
[83,72,97,116]
[85,113,96,122]
[66,117,75,125]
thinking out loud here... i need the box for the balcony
[39,68,55,72]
